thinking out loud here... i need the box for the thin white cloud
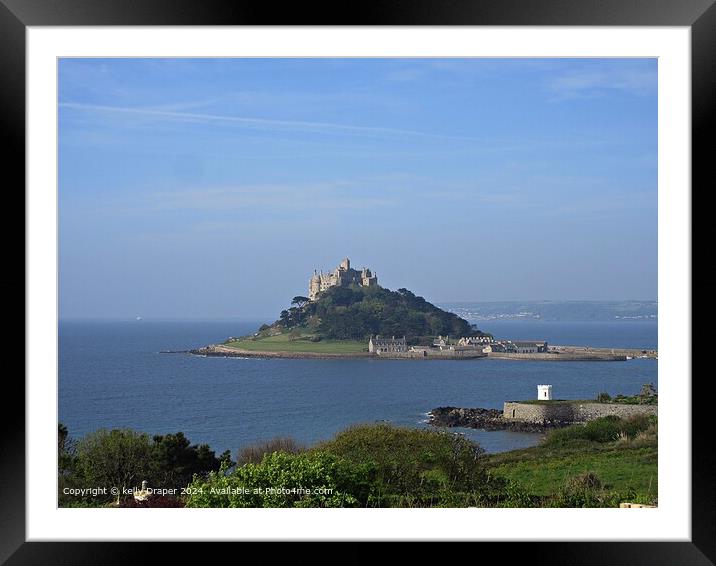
[149,182,397,212]
[59,102,480,142]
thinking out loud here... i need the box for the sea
[59,320,658,455]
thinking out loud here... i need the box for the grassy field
[223,333,368,354]
[487,437,657,502]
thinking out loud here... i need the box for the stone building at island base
[368,336,407,354]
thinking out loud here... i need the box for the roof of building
[371,336,406,343]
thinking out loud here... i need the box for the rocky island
[189,257,655,361]
[191,257,492,359]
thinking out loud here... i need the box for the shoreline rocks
[428,406,570,433]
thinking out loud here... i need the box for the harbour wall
[503,402,657,423]
[487,352,627,361]
[378,349,486,359]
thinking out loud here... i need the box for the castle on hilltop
[308,258,378,301]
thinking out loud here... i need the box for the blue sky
[59,58,657,320]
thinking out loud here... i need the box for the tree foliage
[313,423,500,506]
[58,422,77,476]
[74,428,155,502]
[236,436,306,466]
[185,451,375,508]
[60,426,234,505]
[291,296,310,308]
[273,285,480,341]
[151,431,233,489]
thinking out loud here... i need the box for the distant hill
[258,285,483,342]
[440,301,658,322]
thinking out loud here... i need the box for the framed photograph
[9,0,706,561]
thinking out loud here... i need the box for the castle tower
[309,271,321,301]
[340,257,350,271]
[361,267,377,287]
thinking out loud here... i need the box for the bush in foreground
[186,424,512,508]
[185,451,374,508]
[313,423,504,506]
[236,436,306,466]
[543,415,655,446]
[547,471,644,508]
[59,425,233,506]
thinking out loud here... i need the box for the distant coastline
[441,300,657,323]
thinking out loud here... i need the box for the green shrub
[236,436,306,466]
[551,472,607,507]
[313,423,499,506]
[548,471,644,508]
[495,478,538,508]
[185,451,374,508]
[543,415,653,446]
[150,431,231,489]
[60,426,232,506]
[73,428,155,504]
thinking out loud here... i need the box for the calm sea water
[59,320,657,455]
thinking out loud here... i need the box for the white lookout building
[538,384,553,400]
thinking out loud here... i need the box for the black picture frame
[6,0,706,562]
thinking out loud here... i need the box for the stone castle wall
[503,402,657,423]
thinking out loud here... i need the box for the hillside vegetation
[240,285,483,344]
[188,416,657,507]
[60,417,657,508]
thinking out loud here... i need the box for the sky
[58,58,657,320]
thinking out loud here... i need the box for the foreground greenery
[59,416,657,508]
[58,425,233,507]
[487,414,658,505]
[186,425,507,508]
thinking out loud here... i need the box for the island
[189,257,655,361]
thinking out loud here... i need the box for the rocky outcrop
[428,406,568,433]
